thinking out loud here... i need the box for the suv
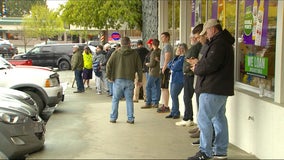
[0,57,63,115]
[12,43,86,70]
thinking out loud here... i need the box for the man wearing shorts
[157,32,173,113]
[83,46,93,89]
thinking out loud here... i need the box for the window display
[238,0,277,98]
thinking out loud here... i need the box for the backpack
[93,61,102,77]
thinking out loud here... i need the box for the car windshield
[0,57,13,69]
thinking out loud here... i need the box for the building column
[274,0,284,103]
[180,0,192,46]
[158,0,168,40]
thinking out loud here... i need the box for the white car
[0,57,63,115]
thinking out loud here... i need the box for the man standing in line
[106,37,142,124]
[187,19,235,160]
[133,40,149,103]
[157,32,173,113]
[71,45,84,93]
[175,24,203,127]
[82,46,93,89]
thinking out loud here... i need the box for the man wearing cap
[187,19,235,160]
[133,40,149,103]
[71,45,85,93]
[106,37,142,124]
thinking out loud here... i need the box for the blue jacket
[168,55,184,84]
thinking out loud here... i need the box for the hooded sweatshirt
[194,29,235,96]
[106,46,142,82]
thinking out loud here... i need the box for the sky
[46,0,67,10]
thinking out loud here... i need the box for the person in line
[176,24,203,127]
[102,44,115,97]
[82,46,93,89]
[157,32,173,113]
[133,40,149,103]
[141,39,161,109]
[93,45,105,95]
[187,19,235,160]
[189,27,211,145]
[71,45,85,93]
[106,37,142,124]
[100,43,111,94]
[165,43,186,119]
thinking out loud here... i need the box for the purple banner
[212,0,218,19]
[243,0,268,46]
[192,0,195,27]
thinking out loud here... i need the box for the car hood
[0,97,37,116]
[0,87,29,100]
[15,65,52,71]
[3,67,56,83]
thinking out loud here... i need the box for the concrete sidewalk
[27,71,257,159]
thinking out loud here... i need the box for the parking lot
[27,70,257,159]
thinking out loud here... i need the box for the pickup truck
[7,59,32,66]
[0,56,64,115]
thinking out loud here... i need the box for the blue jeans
[145,75,161,105]
[198,93,228,157]
[108,81,113,95]
[110,79,135,122]
[169,82,183,117]
[74,69,84,91]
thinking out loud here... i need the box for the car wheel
[24,91,44,114]
[58,60,70,70]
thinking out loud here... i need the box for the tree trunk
[142,0,158,46]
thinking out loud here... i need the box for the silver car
[0,96,45,159]
[0,87,39,114]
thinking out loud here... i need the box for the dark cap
[137,40,143,45]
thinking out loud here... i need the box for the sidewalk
[27,71,257,159]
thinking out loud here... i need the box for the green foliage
[22,4,64,41]
[4,0,46,17]
[60,0,142,31]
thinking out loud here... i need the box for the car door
[23,46,53,67]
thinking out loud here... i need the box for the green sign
[244,6,253,36]
[245,55,268,76]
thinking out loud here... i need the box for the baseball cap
[200,19,219,36]
[73,45,79,48]
[146,39,153,45]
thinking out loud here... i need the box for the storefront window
[207,0,236,36]
[237,0,277,98]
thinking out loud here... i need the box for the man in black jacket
[187,19,235,160]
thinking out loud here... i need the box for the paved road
[27,70,257,159]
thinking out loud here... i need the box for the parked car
[0,56,64,115]
[12,43,87,70]
[0,43,18,58]
[0,87,39,114]
[0,96,45,159]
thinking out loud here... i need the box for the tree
[4,0,46,17]
[60,0,142,43]
[21,4,64,45]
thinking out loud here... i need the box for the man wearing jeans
[187,19,235,160]
[71,45,84,93]
[106,37,142,124]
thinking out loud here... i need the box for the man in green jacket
[71,45,84,93]
[106,37,142,124]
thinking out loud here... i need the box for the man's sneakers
[188,151,210,160]
[157,105,170,113]
[188,151,227,160]
[141,104,152,109]
[213,155,227,160]
[175,120,194,126]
